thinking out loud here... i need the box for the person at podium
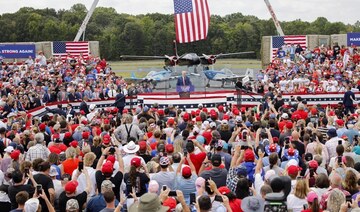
[176,71,193,98]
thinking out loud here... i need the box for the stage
[28,90,355,117]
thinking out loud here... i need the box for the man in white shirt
[71,153,97,197]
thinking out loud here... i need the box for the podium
[177,85,194,98]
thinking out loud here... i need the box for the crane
[264,0,285,36]
[74,0,100,41]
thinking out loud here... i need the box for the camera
[36,185,42,195]
[168,191,177,197]
[78,162,83,172]
[109,147,115,155]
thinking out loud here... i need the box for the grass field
[110,59,261,77]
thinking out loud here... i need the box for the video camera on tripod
[264,176,292,212]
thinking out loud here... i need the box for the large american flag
[52,41,89,60]
[174,0,210,44]
[271,35,307,59]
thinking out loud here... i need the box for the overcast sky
[1,0,358,24]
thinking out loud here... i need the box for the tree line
[1,3,359,60]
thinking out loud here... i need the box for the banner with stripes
[52,41,89,60]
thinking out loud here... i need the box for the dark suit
[176,76,192,86]
[114,93,126,114]
[343,90,355,114]
[66,109,75,118]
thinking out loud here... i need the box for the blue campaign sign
[0,44,36,58]
[347,33,360,46]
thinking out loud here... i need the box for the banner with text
[0,44,36,59]
[347,33,360,46]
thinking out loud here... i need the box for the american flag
[271,35,307,59]
[174,0,210,44]
[52,41,89,60]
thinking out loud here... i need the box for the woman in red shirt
[60,146,79,175]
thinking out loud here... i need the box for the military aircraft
[120,52,255,68]
[124,66,199,89]
[202,68,254,88]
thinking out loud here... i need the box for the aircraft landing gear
[206,79,211,88]
[221,80,225,88]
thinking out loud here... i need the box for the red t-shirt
[62,158,79,175]
[292,110,308,120]
[186,152,206,174]
[229,199,243,212]
[301,209,323,212]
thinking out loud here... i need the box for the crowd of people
[250,43,360,95]
[0,44,360,212]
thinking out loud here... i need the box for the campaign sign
[347,33,360,46]
[0,44,36,58]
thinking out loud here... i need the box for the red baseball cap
[131,157,141,168]
[101,161,114,174]
[183,113,190,121]
[167,118,175,125]
[81,120,88,125]
[286,122,293,129]
[65,180,78,193]
[182,166,192,178]
[241,107,246,113]
[82,131,90,139]
[218,186,231,195]
[308,160,318,170]
[310,108,317,115]
[218,105,224,112]
[123,109,128,114]
[210,112,218,119]
[165,144,174,154]
[233,109,239,115]
[102,134,111,144]
[53,133,60,140]
[158,110,164,116]
[103,119,110,125]
[70,140,78,148]
[39,123,46,131]
[223,114,229,120]
[111,108,119,114]
[10,150,21,160]
[195,109,201,116]
[80,110,85,115]
[138,141,147,151]
[244,149,255,162]
[336,119,344,126]
[287,165,301,176]
[329,111,335,116]
[64,132,72,139]
[106,155,116,164]
[195,116,202,122]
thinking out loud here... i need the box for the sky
[1,0,359,24]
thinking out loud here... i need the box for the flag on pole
[271,35,307,60]
[173,0,210,44]
[52,41,89,60]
